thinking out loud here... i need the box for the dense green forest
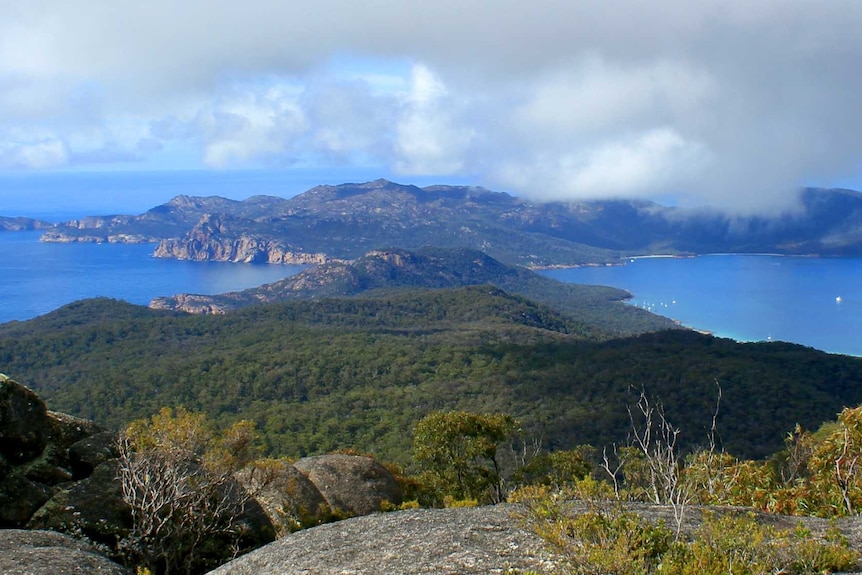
[2,288,861,465]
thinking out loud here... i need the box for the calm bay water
[540,255,862,357]
[0,231,301,323]
[2,229,861,357]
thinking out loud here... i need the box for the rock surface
[0,529,130,575]
[0,375,112,529]
[0,216,52,231]
[0,474,54,527]
[207,501,862,575]
[293,454,403,516]
[27,460,131,547]
[153,214,332,265]
[207,504,557,575]
[237,460,329,536]
[45,411,104,455]
[67,431,119,480]
[0,375,50,464]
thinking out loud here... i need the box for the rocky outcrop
[38,230,156,243]
[207,500,862,575]
[0,473,54,527]
[0,374,116,529]
[153,214,332,264]
[33,181,862,269]
[68,430,120,480]
[0,529,130,575]
[149,293,245,315]
[237,460,329,536]
[206,504,559,575]
[45,411,105,459]
[154,235,331,264]
[0,373,411,574]
[27,460,132,547]
[0,374,109,529]
[292,454,402,517]
[0,374,50,464]
[38,216,159,243]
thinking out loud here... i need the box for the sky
[2,1,862,215]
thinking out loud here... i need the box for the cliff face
[153,214,332,264]
[37,195,274,245]
[153,236,331,264]
[38,216,157,243]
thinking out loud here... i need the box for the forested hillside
[2,290,860,464]
[149,246,679,337]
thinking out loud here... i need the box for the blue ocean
[0,231,301,323]
[539,255,862,357]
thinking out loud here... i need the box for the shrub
[514,489,858,575]
[117,407,269,575]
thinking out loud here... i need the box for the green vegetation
[1,288,861,466]
[14,182,862,572]
[682,405,862,517]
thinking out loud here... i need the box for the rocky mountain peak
[166,194,200,207]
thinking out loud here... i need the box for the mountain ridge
[32,180,862,266]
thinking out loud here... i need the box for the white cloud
[195,89,308,168]
[0,136,67,169]
[516,58,714,140]
[494,129,709,200]
[2,0,862,213]
[393,64,473,175]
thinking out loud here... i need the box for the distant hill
[37,194,285,244]
[38,180,862,266]
[149,246,677,338]
[2,293,861,463]
[0,216,52,231]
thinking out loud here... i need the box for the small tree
[413,410,516,504]
[600,391,693,537]
[117,407,265,575]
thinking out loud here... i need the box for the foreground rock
[0,529,130,575]
[293,454,403,516]
[0,374,108,528]
[27,460,131,548]
[237,459,329,536]
[207,504,557,575]
[0,374,50,464]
